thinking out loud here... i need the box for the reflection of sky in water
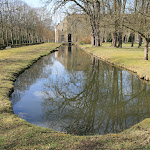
[11,49,87,129]
[11,46,150,135]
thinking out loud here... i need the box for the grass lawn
[0,43,150,149]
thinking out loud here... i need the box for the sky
[24,0,71,24]
[24,0,60,24]
[24,0,44,8]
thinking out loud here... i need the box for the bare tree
[0,0,54,48]
[45,0,105,47]
[123,0,150,60]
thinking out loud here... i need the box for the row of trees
[46,0,150,60]
[0,0,54,48]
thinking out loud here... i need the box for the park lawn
[80,42,150,80]
[0,42,150,149]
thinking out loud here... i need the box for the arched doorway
[68,34,71,43]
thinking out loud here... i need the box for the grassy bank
[0,43,150,149]
[80,43,150,81]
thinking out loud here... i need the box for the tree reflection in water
[11,45,150,135]
[41,46,150,135]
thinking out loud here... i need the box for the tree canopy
[0,0,54,48]
[46,0,150,60]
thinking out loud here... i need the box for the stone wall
[55,14,91,43]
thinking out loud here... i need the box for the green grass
[0,42,150,149]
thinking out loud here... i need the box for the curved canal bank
[79,43,150,82]
[0,43,150,149]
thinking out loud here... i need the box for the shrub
[11,44,22,48]
[0,45,7,50]
[79,36,91,45]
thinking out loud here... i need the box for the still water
[11,45,150,135]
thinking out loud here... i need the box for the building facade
[55,14,91,43]
[55,14,143,45]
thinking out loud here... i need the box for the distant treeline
[0,0,54,48]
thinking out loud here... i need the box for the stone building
[55,14,143,45]
[55,14,91,43]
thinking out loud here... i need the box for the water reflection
[11,45,150,135]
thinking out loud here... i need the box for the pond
[11,45,150,135]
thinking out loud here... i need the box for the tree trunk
[89,1,101,47]
[19,29,22,44]
[91,34,95,46]
[117,32,122,48]
[131,33,134,47]
[6,30,8,46]
[11,31,14,45]
[1,30,4,45]
[95,34,100,46]
[91,28,100,47]
[126,33,130,42]
[111,32,117,47]
[144,40,149,60]
[138,35,142,48]
[37,36,39,43]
